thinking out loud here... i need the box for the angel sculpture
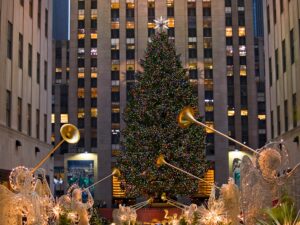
[197,186,229,225]
[240,142,300,224]
[0,166,54,225]
[112,204,137,225]
[220,178,240,225]
[182,204,198,224]
[58,184,94,225]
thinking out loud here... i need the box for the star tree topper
[154,16,169,32]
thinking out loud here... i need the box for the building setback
[62,0,266,206]
[264,0,300,166]
[0,0,53,185]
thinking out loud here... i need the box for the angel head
[72,188,83,202]
[9,166,36,193]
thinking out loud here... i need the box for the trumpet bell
[177,106,196,128]
[60,124,80,144]
[161,193,167,201]
[156,155,166,167]
[112,168,121,177]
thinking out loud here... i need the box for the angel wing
[283,163,300,209]
[58,194,72,211]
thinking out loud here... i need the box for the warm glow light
[51,114,55,123]
[228,110,235,116]
[258,114,266,120]
[226,27,233,37]
[60,114,69,123]
[241,110,248,116]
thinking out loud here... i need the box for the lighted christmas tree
[117,28,207,198]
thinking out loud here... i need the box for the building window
[28,104,32,136]
[29,0,33,18]
[36,109,40,139]
[18,98,22,132]
[6,91,11,127]
[277,106,281,135]
[78,0,85,9]
[20,0,24,6]
[37,53,40,84]
[290,29,294,64]
[28,44,32,77]
[45,9,48,37]
[282,40,286,73]
[44,114,47,142]
[273,0,276,24]
[280,0,284,13]
[284,100,288,132]
[44,61,48,89]
[18,33,23,68]
[38,0,41,28]
[275,49,279,80]
[91,0,97,9]
[267,5,270,34]
[293,94,297,127]
[269,57,273,86]
[7,21,13,59]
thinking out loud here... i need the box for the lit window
[239,27,246,36]
[239,45,246,56]
[55,68,62,73]
[111,39,120,50]
[60,114,68,123]
[226,27,233,37]
[258,114,266,120]
[91,72,97,78]
[112,107,120,113]
[78,10,85,20]
[241,110,248,116]
[168,18,175,28]
[126,1,135,8]
[111,22,120,29]
[78,72,84,78]
[91,108,98,117]
[91,33,97,39]
[91,9,97,19]
[111,0,120,9]
[148,22,155,28]
[227,65,233,76]
[226,46,233,56]
[78,88,85,98]
[112,64,120,71]
[228,110,235,116]
[167,0,174,7]
[240,65,247,76]
[204,63,213,70]
[51,114,55,123]
[78,109,85,118]
[126,21,134,29]
[189,63,197,70]
[205,103,214,112]
[78,34,85,39]
[204,38,212,48]
[91,88,97,98]
[127,64,134,70]
[91,48,97,56]
[205,122,214,133]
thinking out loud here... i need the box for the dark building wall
[253,0,264,37]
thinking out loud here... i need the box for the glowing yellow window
[227,65,233,76]
[168,18,175,28]
[258,114,266,120]
[112,107,120,113]
[91,33,97,39]
[91,9,97,19]
[78,88,85,98]
[91,88,97,98]
[239,27,246,36]
[60,114,69,123]
[205,122,214,133]
[241,110,248,116]
[148,22,155,28]
[226,27,233,37]
[111,22,120,29]
[78,72,84,78]
[51,114,55,123]
[56,68,62,73]
[204,63,213,70]
[91,72,97,78]
[127,64,135,71]
[205,104,214,112]
[189,63,197,70]
[228,110,235,116]
[91,108,98,117]
[167,0,174,7]
[127,2,135,9]
[51,134,55,142]
[78,33,85,39]
[78,112,85,119]
[240,65,247,76]
[111,3,120,9]
[112,64,120,71]
[126,21,134,29]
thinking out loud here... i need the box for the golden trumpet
[156,154,166,167]
[32,124,80,173]
[178,106,257,154]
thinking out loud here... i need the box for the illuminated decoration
[112,198,153,225]
[154,16,169,31]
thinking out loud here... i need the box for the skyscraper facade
[0,0,53,184]
[65,0,266,206]
[264,0,300,166]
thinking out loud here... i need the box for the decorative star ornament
[154,16,169,32]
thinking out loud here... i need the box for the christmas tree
[117,30,207,198]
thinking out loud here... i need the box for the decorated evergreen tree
[117,29,207,198]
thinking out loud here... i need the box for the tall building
[65,0,266,206]
[264,0,300,166]
[0,0,53,184]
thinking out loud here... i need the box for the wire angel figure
[112,204,137,225]
[182,204,198,224]
[240,142,300,224]
[0,166,54,225]
[197,186,229,225]
[220,178,240,225]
